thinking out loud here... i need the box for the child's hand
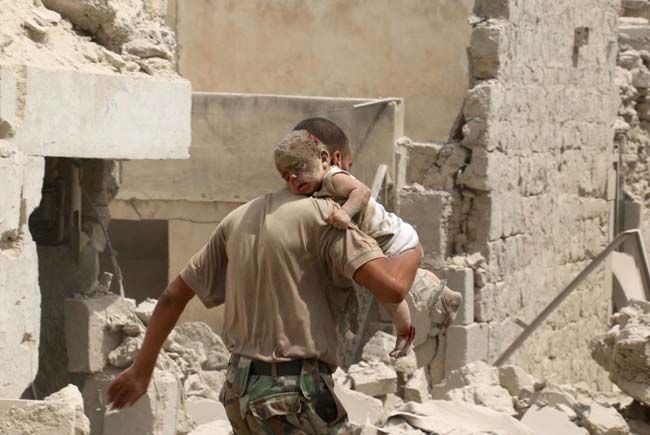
[389,326,415,359]
[329,208,352,229]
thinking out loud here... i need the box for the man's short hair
[274,130,327,176]
[293,118,350,156]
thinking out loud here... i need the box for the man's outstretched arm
[353,245,422,304]
[107,275,194,409]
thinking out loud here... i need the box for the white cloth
[315,166,419,256]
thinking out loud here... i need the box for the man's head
[293,118,352,171]
[274,130,330,195]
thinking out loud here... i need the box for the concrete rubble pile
[64,291,232,435]
[0,0,178,77]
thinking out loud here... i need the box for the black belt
[248,359,330,377]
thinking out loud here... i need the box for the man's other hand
[107,366,151,409]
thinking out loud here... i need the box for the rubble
[521,405,589,435]
[45,385,91,435]
[348,361,398,397]
[591,299,650,407]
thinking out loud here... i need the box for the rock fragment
[348,361,398,397]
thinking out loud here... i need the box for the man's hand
[329,209,352,229]
[107,366,151,409]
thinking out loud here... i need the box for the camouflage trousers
[220,355,359,435]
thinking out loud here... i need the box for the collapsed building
[1,0,650,434]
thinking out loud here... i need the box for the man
[107,121,421,434]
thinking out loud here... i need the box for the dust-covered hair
[293,118,350,157]
[274,130,328,176]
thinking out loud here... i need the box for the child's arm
[329,173,372,229]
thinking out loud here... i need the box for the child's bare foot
[390,326,415,358]
[417,270,463,328]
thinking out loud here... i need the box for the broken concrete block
[185,397,227,426]
[404,368,431,403]
[578,402,630,435]
[108,336,142,368]
[64,293,134,373]
[361,330,417,375]
[432,360,499,399]
[334,384,384,425]
[445,323,489,374]
[590,299,650,407]
[45,384,90,435]
[521,404,588,435]
[443,266,474,325]
[135,298,157,325]
[173,322,230,371]
[348,361,398,397]
[470,23,503,79]
[0,398,77,435]
[499,365,535,397]
[381,393,404,413]
[104,369,187,435]
[445,384,515,415]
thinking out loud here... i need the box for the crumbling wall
[0,144,44,398]
[398,0,620,386]
[454,0,619,387]
[618,3,650,258]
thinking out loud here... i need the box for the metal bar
[353,98,401,109]
[371,164,388,199]
[494,229,640,366]
[633,230,650,300]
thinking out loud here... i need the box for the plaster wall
[456,0,619,387]
[115,92,402,211]
[169,0,472,141]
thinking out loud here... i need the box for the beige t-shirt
[180,188,385,366]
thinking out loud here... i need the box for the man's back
[181,188,384,366]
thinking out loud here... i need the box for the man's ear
[331,150,341,165]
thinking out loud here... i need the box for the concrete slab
[115,92,401,210]
[0,65,191,159]
[0,399,76,435]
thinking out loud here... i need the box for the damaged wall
[0,0,191,401]
[453,0,619,387]
[167,0,473,141]
[617,3,650,263]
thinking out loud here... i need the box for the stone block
[445,323,488,375]
[521,405,589,435]
[333,384,383,425]
[104,370,184,435]
[402,141,442,185]
[348,361,397,397]
[64,293,133,373]
[445,384,515,415]
[0,399,77,435]
[619,17,650,51]
[578,402,630,435]
[185,397,227,426]
[443,267,474,325]
[77,368,121,435]
[398,189,451,269]
[0,66,17,136]
[473,0,510,19]
[135,298,157,325]
[498,365,535,397]
[470,23,503,79]
[45,385,90,435]
[11,66,191,159]
[403,367,431,403]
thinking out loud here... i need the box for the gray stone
[499,365,535,397]
[404,368,431,403]
[108,336,142,368]
[334,384,384,426]
[445,384,515,415]
[23,18,48,42]
[45,385,90,435]
[348,361,398,397]
[135,298,157,325]
[0,399,77,435]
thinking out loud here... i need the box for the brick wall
[399,0,620,387]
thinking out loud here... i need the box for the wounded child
[274,128,462,358]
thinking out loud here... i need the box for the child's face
[282,157,329,195]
